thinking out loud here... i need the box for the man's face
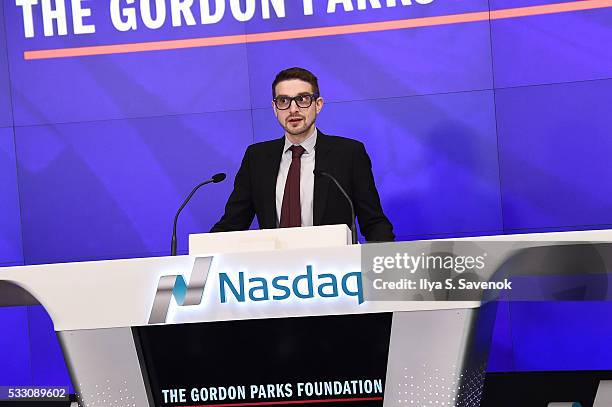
[273,79,323,138]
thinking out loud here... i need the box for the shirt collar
[283,128,318,155]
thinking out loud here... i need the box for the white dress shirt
[275,128,317,227]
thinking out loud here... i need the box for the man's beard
[283,117,315,136]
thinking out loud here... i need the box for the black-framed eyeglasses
[273,93,320,110]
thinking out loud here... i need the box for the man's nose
[289,99,300,113]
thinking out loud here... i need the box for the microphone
[171,173,226,256]
[313,170,357,244]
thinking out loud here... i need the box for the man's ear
[315,97,324,114]
[272,101,278,118]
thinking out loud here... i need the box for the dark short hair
[272,67,320,98]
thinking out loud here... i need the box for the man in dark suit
[211,67,394,242]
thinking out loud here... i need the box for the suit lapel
[262,137,285,228]
[313,131,333,225]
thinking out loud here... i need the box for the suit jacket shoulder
[312,132,367,161]
[247,137,285,156]
[317,131,362,146]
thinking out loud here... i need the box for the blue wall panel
[28,306,72,391]
[497,79,612,232]
[0,5,12,128]
[509,302,612,371]
[0,306,31,386]
[487,300,515,372]
[491,3,612,88]
[0,127,23,266]
[15,111,253,264]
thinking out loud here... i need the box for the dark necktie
[280,145,306,228]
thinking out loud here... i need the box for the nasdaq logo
[149,260,364,325]
[219,265,364,304]
[148,257,213,324]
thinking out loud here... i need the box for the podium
[0,226,488,407]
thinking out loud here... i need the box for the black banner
[135,313,393,407]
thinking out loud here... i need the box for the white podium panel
[189,224,352,255]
